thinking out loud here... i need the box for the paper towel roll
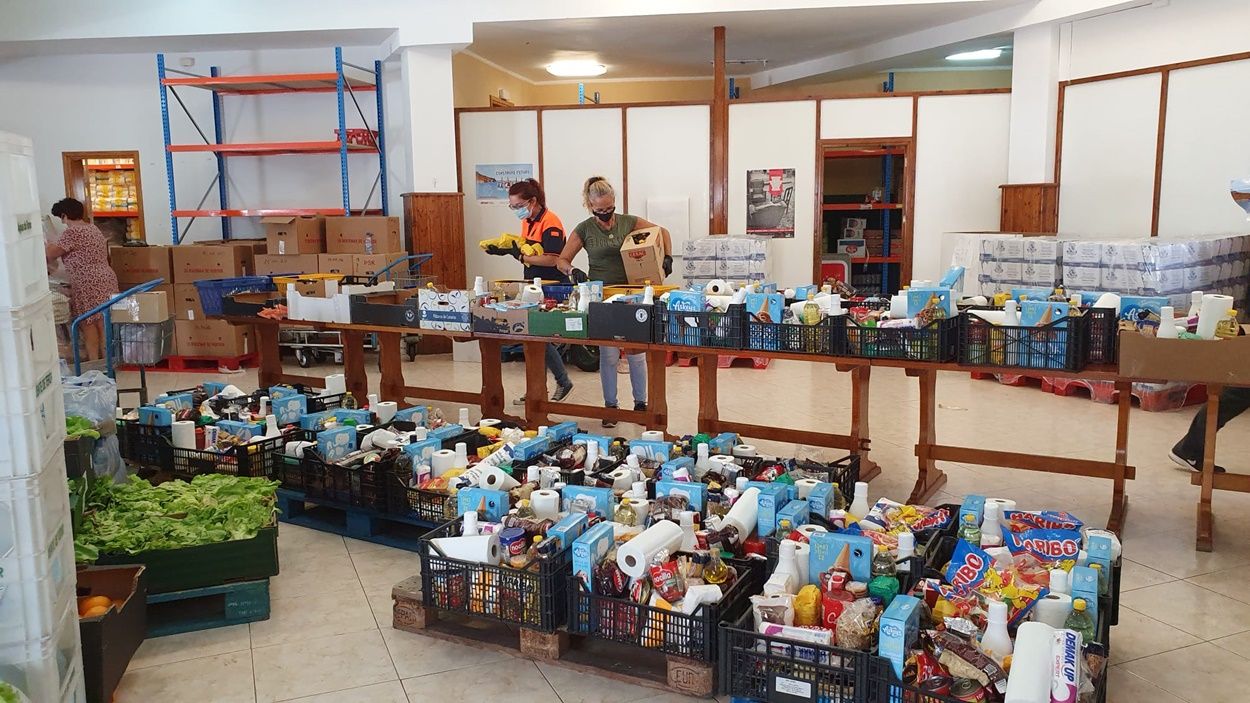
[608,468,635,491]
[617,521,684,579]
[375,401,398,424]
[723,487,760,542]
[1197,293,1234,339]
[520,284,544,304]
[171,420,197,449]
[478,465,521,492]
[477,418,501,429]
[1004,622,1055,703]
[531,489,561,520]
[430,449,457,477]
[795,478,821,500]
[732,444,757,458]
[324,374,347,395]
[797,524,827,540]
[985,498,1017,513]
[795,542,811,585]
[640,430,665,441]
[681,584,725,615]
[1031,593,1073,629]
[429,534,501,565]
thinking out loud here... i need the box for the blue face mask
[512,205,530,220]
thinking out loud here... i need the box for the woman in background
[557,176,671,427]
[46,198,119,361]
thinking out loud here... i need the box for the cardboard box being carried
[254,253,321,276]
[110,245,172,285]
[326,216,402,254]
[263,215,325,255]
[109,290,170,323]
[171,284,204,321]
[174,319,252,357]
[620,226,666,285]
[171,242,260,283]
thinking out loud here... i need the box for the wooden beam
[921,444,1137,481]
[711,26,728,235]
[1150,70,1170,237]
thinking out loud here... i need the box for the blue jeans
[600,346,646,407]
[546,343,571,388]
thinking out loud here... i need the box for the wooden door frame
[61,149,145,240]
[814,137,916,285]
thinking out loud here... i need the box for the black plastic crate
[385,468,456,525]
[763,455,861,566]
[841,316,958,361]
[304,391,347,413]
[170,433,286,480]
[718,609,873,703]
[958,311,1090,372]
[746,318,839,355]
[419,517,569,632]
[654,302,745,349]
[568,556,763,661]
[117,420,172,468]
[64,435,94,479]
[279,429,393,510]
[1086,306,1118,364]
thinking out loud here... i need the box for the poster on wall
[475,163,534,203]
[746,168,795,238]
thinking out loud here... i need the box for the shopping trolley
[368,253,436,361]
[71,278,173,405]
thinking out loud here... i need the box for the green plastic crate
[93,524,279,594]
[527,310,588,339]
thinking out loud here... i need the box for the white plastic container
[0,605,85,703]
[0,132,49,309]
[0,522,75,647]
[0,358,66,480]
[0,294,61,390]
[0,448,72,563]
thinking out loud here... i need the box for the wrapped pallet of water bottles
[720,488,1121,703]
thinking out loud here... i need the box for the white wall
[625,104,711,254]
[819,97,912,139]
[912,93,1011,282]
[727,100,817,288]
[0,45,402,245]
[540,106,623,273]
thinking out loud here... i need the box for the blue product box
[745,292,785,349]
[428,423,464,443]
[457,487,509,522]
[630,440,674,462]
[333,408,373,426]
[394,405,429,426]
[775,499,810,531]
[269,385,298,400]
[793,285,818,301]
[1086,534,1115,574]
[807,482,834,521]
[547,421,579,442]
[1070,565,1100,625]
[561,485,615,518]
[1075,291,1102,307]
[938,265,966,289]
[154,391,194,411]
[217,419,266,442]
[402,437,441,465]
[299,410,333,431]
[879,595,922,678]
[272,394,307,426]
[547,513,589,552]
[1119,295,1168,333]
[959,495,986,526]
[572,433,612,452]
[744,482,791,537]
[316,426,357,462]
[656,480,708,513]
[137,406,173,427]
[1020,300,1069,327]
[572,521,616,593]
[666,290,706,345]
[512,435,551,463]
[746,479,797,503]
[203,382,228,396]
[808,531,874,583]
[906,287,955,318]
[659,456,694,480]
[1010,287,1054,303]
[759,282,779,294]
[708,432,738,455]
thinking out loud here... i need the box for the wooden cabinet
[402,192,465,354]
[999,183,1058,233]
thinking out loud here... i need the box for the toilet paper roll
[985,498,1017,513]
[1004,622,1054,703]
[1197,293,1234,339]
[640,430,665,441]
[1031,593,1073,629]
[531,489,561,520]
[477,418,501,429]
[608,468,635,491]
[429,534,501,565]
[478,465,521,492]
[520,284,544,304]
[617,520,684,579]
[324,374,347,395]
[430,449,457,477]
[723,487,760,543]
[284,440,314,458]
[795,478,821,500]
[709,454,736,468]
[795,542,810,585]
[362,428,400,450]
[375,401,398,424]
[1092,292,1121,314]
[732,444,757,458]
[171,420,197,450]
[797,524,827,540]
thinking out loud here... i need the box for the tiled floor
[112,353,1250,702]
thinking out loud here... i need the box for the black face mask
[594,207,615,222]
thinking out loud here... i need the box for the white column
[398,45,460,193]
[1006,23,1061,184]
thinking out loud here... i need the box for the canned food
[949,677,985,702]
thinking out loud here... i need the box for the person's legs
[545,344,573,398]
[83,317,104,361]
[1171,387,1250,470]
[627,352,647,409]
[599,346,621,408]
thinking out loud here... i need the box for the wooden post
[710,26,728,235]
[1196,384,1222,551]
[696,353,719,435]
[849,364,880,482]
[645,349,669,432]
[478,338,506,420]
[1110,379,1132,535]
[523,340,551,427]
[376,331,406,402]
[339,329,369,402]
[909,368,947,502]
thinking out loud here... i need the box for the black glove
[484,242,523,259]
[570,268,589,284]
[662,255,673,277]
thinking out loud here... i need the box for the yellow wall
[452,51,533,107]
[751,69,1012,100]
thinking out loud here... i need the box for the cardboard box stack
[862,228,902,257]
[682,235,771,289]
[321,216,404,277]
[161,240,264,358]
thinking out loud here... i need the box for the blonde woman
[557,177,672,427]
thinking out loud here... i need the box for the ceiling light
[946,49,1003,62]
[546,60,606,77]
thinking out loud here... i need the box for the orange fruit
[78,595,112,615]
[81,604,110,618]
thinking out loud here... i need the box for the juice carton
[217,419,265,442]
[906,287,955,319]
[879,595,921,678]
[138,406,173,427]
[775,499,810,532]
[561,484,615,518]
[512,435,551,463]
[547,513,589,552]
[402,437,440,466]
[547,421,579,442]
[707,432,738,455]
[153,391,194,411]
[572,433,613,452]
[394,405,429,426]
[744,482,791,537]
[959,495,986,525]
[656,480,708,513]
[660,456,694,480]
[630,440,674,462]
[807,482,835,521]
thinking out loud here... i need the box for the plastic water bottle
[957,513,982,546]
[1064,598,1097,644]
[979,502,1003,548]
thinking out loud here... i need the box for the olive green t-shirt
[573,214,639,285]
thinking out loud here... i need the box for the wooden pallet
[146,578,270,637]
[391,576,716,698]
[116,352,258,373]
[277,489,434,552]
[670,352,771,370]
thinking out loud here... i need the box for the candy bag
[1002,509,1083,533]
[1001,527,1082,563]
[835,599,878,650]
[944,540,999,595]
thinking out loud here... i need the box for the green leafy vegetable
[73,474,280,561]
[65,415,101,439]
[0,681,27,703]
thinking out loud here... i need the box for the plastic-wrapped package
[62,369,126,482]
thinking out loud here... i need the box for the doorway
[62,150,146,244]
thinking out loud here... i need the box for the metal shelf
[166,140,377,156]
[86,163,135,171]
[160,72,375,95]
[93,210,139,217]
[822,203,903,211]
